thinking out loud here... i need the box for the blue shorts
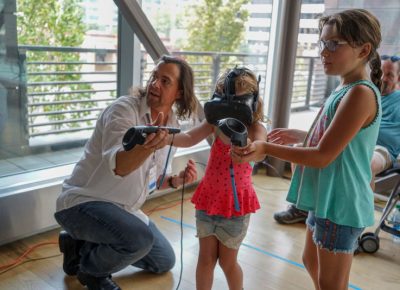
[306,212,364,254]
[195,210,250,250]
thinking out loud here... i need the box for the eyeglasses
[318,39,348,52]
[381,55,400,62]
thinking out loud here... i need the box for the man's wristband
[168,175,178,189]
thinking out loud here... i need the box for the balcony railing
[144,51,269,103]
[18,45,327,148]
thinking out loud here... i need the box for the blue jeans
[306,212,364,254]
[54,201,175,277]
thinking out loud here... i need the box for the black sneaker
[273,204,308,224]
[77,271,121,290]
[59,231,83,276]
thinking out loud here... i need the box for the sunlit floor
[0,173,399,290]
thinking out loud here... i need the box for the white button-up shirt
[56,94,178,225]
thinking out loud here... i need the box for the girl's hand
[231,141,265,163]
[175,159,197,186]
[267,128,306,145]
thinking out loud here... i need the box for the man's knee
[155,251,176,273]
[123,224,154,254]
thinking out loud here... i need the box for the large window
[140,0,273,106]
[290,0,326,116]
[2,0,400,187]
[0,0,118,179]
[289,0,400,131]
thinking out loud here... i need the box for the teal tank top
[286,80,381,228]
[377,90,400,162]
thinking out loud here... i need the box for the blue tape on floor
[160,215,362,290]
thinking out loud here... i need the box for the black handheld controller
[122,126,181,151]
[217,118,248,147]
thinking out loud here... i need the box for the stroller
[358,165,400,253]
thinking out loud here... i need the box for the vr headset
[204,67,259,126]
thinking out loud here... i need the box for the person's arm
[267,128,307,145]
[233,85,378,168]
[167,120,214,148]
[157,159,198,189]
[247,121,268,162]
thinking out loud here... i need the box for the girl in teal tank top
[232,9,383,290]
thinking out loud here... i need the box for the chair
[358,165,400,253]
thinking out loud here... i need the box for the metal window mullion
[265,0,302,176]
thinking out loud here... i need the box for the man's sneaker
[59,231,83,276]
[77,271,121,290]
[273,204,308,224]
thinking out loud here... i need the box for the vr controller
[122,126,181,151]
[217,118,248,147]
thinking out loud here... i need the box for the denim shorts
[195,210,250,249]
[306,212,364,254]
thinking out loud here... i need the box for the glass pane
[327,1,400,54]
[292,0,326,122]
[291,0,400,131]
[141,0,273,107]
[0,0,118,179]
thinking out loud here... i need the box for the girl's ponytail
[369,51,382,91]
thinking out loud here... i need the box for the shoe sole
[77,272,121,290]
[274,217,307,224]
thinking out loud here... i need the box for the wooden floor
[0,173,399,290]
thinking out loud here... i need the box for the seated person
[371,54,400,188]
[273,54,400,224]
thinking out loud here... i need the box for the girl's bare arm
[170,120,214,147]
[234,85,378,168]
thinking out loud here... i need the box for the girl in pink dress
[169,67,267,290]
